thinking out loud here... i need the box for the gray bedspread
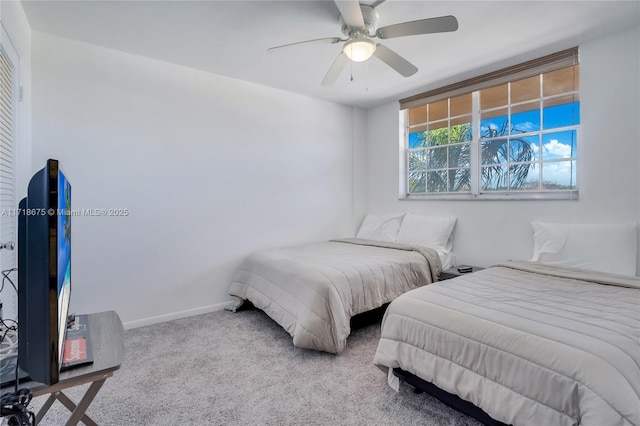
[228,238,441,353]
[374,261,640,426]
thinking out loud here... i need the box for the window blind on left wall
[0,46,17,321]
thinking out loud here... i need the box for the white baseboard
[122,301,234,330]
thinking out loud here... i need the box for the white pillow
[531,221,638,276]
[356,213,405,242]
[396,214,457,251]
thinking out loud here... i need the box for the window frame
[399,48,579,201]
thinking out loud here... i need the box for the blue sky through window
[409,101,579,189]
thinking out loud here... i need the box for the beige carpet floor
[29,307,481,426]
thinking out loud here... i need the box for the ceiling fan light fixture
[343,37,376,62]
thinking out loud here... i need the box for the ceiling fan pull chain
[365,60,369,92]
[350,59,354,82]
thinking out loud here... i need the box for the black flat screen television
[16,159,71,386]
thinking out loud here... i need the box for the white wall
[32,32,366,327]
[364,26,640,273]
[0,0,32,321]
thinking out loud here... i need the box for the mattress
[373,261,640,426]
[228,238,441,353]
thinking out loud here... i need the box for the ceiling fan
[267,0,459,85]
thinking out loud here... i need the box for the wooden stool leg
[37,381,104,426]
[35,394,57,424]
[62,379,105,426]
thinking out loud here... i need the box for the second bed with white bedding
[374,261,640,426]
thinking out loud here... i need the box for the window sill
[400,191,579,201]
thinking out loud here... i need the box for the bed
[228,238,442,353]
[228,213,456,354]
[373,261,640,426]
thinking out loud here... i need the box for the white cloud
[543,161,575,186]
[530,142,538,152]
[518,121,537,132]
[543,139,572,158]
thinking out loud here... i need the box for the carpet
[29,308,481,425]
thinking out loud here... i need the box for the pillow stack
[356,213,457,269]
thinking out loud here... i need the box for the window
[402,48,579,199]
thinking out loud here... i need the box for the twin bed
[228,217,640,426]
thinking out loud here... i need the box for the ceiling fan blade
[373,44,418,77]
[267,37,343,54]
[334,0,365,29]
[376,15,458,39]
[321,53,349,86]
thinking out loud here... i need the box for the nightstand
[440,265,484,281]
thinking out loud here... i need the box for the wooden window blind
[400,47,579,110]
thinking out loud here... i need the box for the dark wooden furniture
[440,265,484,281]
[2,311,124,426]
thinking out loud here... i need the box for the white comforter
[374,261,640,426]
[228,238,441,353]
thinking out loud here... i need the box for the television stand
[1,310,123,426]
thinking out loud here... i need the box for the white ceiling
[20,0,640,109]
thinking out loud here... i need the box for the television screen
[15,159,72,386]
[56,168,72,374]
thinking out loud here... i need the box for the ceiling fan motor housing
[340,5,379,37]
